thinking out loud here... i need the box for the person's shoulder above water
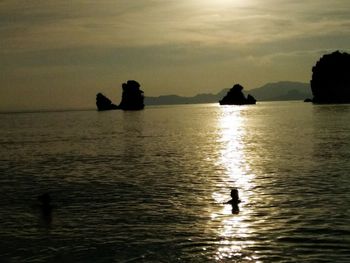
[224,188,241,205]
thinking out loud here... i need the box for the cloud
[1,0,350,52]
[1,0,350,110]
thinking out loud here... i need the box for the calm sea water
[0,102,350,262]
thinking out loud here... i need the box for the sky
[1,0,350,111]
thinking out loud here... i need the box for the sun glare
[194,0,247,8]
[210,106,258,261]
[217,107,252,189]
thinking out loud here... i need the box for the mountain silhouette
[248,81,311,101]
[144,81,311,105]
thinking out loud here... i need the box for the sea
[0,101,350,262]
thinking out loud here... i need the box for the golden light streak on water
[213,106,258,262]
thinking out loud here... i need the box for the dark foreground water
[0,102,350,262]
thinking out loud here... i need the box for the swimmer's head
[38,193,51,206]
[230,189,239,200]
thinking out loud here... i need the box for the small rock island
[219,84,256,105]
[118,80,145,110]
[311,51,350,104]
[96,93,119,111]
[96,80,145,111]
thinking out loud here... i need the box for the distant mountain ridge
[145,81,312,105]
[247,81,311,101]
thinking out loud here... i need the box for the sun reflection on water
[212,106,258,262]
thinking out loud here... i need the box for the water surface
[1,102,350,262]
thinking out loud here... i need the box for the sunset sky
[1,0,350,110]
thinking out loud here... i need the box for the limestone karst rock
[96,80,145,111]
[246,94,257,105]
[96,93,119,111]
[311,51,350,104]
[118,80,145,110]
[219,84,256,105]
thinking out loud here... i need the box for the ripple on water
[1,103,350,262]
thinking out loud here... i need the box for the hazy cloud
[1,0,350,110]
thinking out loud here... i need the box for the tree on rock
[118,80,145,110]
[219,84,256,105]
[311,51,350,103]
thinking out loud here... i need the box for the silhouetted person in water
[37,193,53,224]
[225,189,241,214]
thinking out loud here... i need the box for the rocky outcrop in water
[119,80,144,110]
[96,80,145,111]
[96,93,119,111]
[311,51,350,104]
[219,84,256,105]
[246,94,257,104]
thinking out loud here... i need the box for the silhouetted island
[219,84,256,105]
[311,51,350,104]
[96,80,144,111]
[96,93,119,111]
[119,80,145,110]
[145,81,311,105]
